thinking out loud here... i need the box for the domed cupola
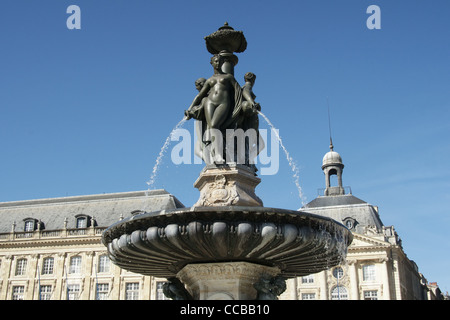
[322,139,345,196]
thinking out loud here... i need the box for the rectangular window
[42,257,54,275]
[12,286,25,300]
[39,285,52,300]
[96,283,109,300]
[301,293,316,300]
[364,290,378,300]
[363,265,376,281]
[301,275,314,284]
[69,256,82,274]
[98,255,110,273]
[67,284,80,300]
[125,283,140,300]
[15,259,27,276]
[156,281,168,300]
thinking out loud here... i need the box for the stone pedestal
[177,262,280,300]
[193,164,263,207]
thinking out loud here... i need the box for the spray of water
[258,111,307,206]
[146,117,187,190]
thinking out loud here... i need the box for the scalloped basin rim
[102,206,352,245]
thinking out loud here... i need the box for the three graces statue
[184,23,264,168]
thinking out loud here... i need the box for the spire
[327,98,334,152]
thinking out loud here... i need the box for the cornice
[0,235,103,250]
[0,190,168,209]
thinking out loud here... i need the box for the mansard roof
[0,190,184,233]
[303,194,367,208]
[302,194,384,235]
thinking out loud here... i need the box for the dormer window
[23,218,38,232]
[74,214,90,229]
[343,217,357,230]
[76,216,87,228]
[75,214,94,228]
[24,220,35,232]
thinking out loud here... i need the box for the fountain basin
[102,206,352,279]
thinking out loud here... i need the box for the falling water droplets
[258,111,307,206]
[142,117,187,212]
[146,117,187,189]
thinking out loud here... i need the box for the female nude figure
[186,54,239,163]
[187,55,237,128]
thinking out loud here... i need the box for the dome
[322,150,343,169]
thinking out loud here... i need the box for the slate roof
[302,194,384,234]
[0,190,184,233]
[303,194,367,208]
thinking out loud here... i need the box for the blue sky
[1,1,449,294]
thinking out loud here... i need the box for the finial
[219,21,233,30]
[327,98,334,151]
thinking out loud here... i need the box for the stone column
[27,254,39,300]
[290,277,298,300]
[55,252,66,300]
[110,263,122,300]
[391,251,401,300]
[142,276,151,300]
[177,262,280,300]
[379,257,391,300]
[0,255,13,299]
[348,260,359,300]
[319,271,328,300]
[83,251,94,300]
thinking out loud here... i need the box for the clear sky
[1,0,449,294]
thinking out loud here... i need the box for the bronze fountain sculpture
[102,23,352,300]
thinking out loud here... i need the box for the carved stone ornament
[193,164,263,207]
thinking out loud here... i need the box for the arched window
[331,285,348,300]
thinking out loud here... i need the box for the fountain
[102,23,352,300]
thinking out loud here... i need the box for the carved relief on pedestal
[193,165,263,207]
[196,174,239,206]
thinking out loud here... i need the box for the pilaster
[348,260,359,300]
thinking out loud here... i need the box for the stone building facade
[0,190,181,300]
